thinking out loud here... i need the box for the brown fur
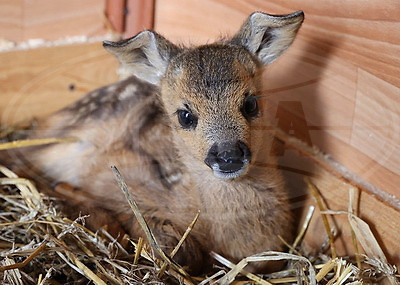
[7,11,304,273]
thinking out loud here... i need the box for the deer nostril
[237,141,251,161]
[217,149,243,164]
[217,149,244,172]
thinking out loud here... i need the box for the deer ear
[231,11,304,65]
[103,31,181,84]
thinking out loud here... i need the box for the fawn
[10,11,304,273]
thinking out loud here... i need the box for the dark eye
[177,109,197,129]
[242,96,259,119]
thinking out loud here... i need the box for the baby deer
[14,11,304,273]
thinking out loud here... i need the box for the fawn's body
[10,11,304,273]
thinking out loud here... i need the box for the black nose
[205,141,251,173]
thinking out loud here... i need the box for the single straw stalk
[305,177,337,259]
[158,210,200,278]
[0,137,78,150]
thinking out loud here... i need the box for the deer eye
[242,96,259,119]
[177,109,197,129]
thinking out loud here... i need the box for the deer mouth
[209,160,250,179]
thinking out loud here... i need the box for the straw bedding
[0,138,399,284]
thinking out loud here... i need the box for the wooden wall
[154,0,400,200]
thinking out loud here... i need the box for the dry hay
[0,138,399,284]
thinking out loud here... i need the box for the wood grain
[0,0,23,41]
[0,0,108,42]
[154,0,400,199]
[0,43,118,125]
[125,0,155,37]
[105,0,125,33]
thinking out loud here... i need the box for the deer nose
[205,141,251,173]
[217,148,243,172]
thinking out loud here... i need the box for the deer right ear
[231,11,304,65]
[103,31,180,85]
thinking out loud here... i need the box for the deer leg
[129,216,207,275]
[50,182,129,239]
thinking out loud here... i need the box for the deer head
[103,11,304,180]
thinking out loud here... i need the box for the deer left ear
[103,31,181,85]
[231,11,304,65]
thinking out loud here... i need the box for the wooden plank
[105,0,155,37]
[154,0,400,199]
[155,0,244,45]
[125,0,155,38]
[23,0,108,40]
[0,0,23,42]
[105,0,125,33]
[0,0,108,42]
[0,43,119,125]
